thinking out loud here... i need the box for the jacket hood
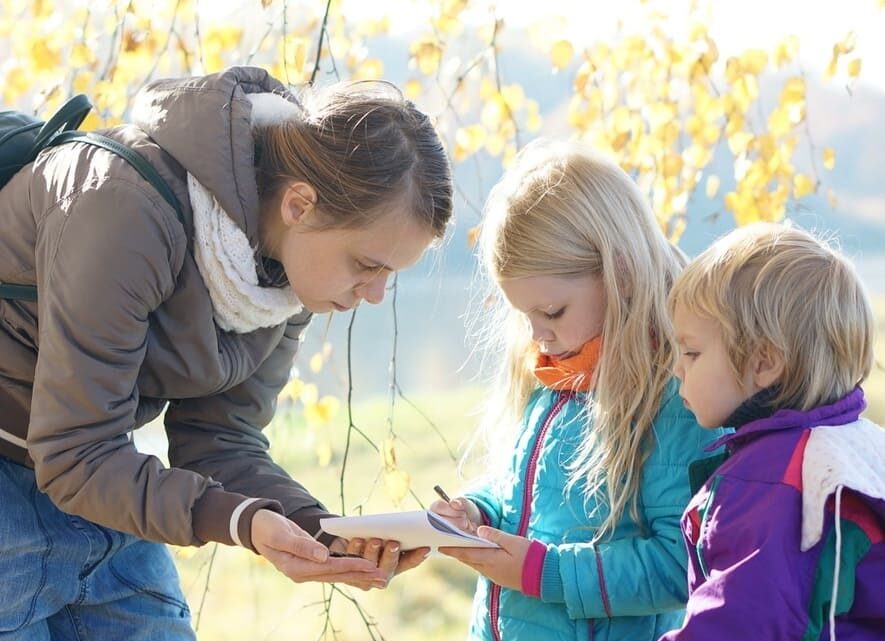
[130,66,294,244]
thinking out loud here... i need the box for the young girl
[664,223,885,640]
[0,66,451,638]
[432,139,725,641]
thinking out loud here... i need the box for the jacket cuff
[288,505,339,547]
[192,488,283,552]
[521,539,547,597]
[540,546,565,603]
[235,498,284,553]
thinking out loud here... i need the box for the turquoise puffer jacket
[464,380,725,641]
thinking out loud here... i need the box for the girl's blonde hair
[669,222,874,411]
[254,81,453,238]
[473,139,685,541]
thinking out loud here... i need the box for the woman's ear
[279,181,318,227]
[750,341,785,390]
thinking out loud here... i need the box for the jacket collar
[707,387,867,452]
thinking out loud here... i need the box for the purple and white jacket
[661,387,885,641]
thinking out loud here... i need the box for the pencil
[433,484,452,502]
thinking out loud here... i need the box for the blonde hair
[669,222,874,411]
[473,139,686,541]
[254,81,452,238]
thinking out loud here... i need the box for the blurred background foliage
[2,0,883,638]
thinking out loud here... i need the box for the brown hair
[254,81,452,238]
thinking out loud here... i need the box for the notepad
[319,510,500,551]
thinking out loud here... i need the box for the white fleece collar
[187,172,302,333]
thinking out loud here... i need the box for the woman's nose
[356,272,389,305]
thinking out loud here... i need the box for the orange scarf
[532,336,602,392]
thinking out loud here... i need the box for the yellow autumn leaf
[739,49,768,75]
[550,39,574,71]
[384,468,410,505]
[353,58,384,80]
[410,37,442,75]
[315,440,332,467]
[823,148,836,170]
[793,174,815,199]
[300,383,318,407]
[481,97,505,130]
[500,84,525,111]
[278,377,305,402]
[455,124,487,157]
[847,58,862,78]
[29,39,61,72]
[309,352,324,373]
[404,79,422,100]
[774,35,800,68]
[304,395,340,425]
[705,175,720,199]
[467,226,480,249]
[382,436,398,469]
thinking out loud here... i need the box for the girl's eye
[683,351,699,361]
[544,308,565,320]
[355,260,378,273]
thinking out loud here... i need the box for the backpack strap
[31,95,92,151]
[49,131,185,226]
[0,131,185,302]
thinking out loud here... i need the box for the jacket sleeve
[164,310,339,544]
[27,176,238,547]
[539,392,713,619]
[464,481,503,529]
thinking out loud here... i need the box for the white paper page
[320,510,499,551]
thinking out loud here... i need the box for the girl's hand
[251,509,388,590]
[337,536,430,588]
[429,496,483,534]
[439,527,531,592]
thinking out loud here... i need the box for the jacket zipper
[695,474,722,581]
[489,391,571,641]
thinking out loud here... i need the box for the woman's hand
[429,496,483,534]
[439,527,531,591]
[335,537,430,588]
[251,509,389,590]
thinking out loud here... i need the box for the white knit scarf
[187,173,302,333]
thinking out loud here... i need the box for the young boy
[662,222,885,641]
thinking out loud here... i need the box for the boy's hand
[440,527,531,591]
[429,496,483,534]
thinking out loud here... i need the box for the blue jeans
[0,457,195,641]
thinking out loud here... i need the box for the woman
[0,66,452,640]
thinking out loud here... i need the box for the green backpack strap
[49,131,185,226]
[0,130,184,303]
[31,95,92,150]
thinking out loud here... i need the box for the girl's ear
[279,181,318,227]
[750,341,785,390]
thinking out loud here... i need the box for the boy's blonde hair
[669,222,874,411]
[473,139,685,541]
